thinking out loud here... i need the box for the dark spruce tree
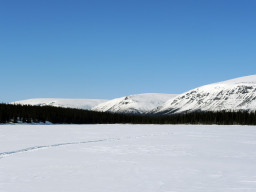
[0,103,255,125]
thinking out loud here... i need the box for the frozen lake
[1,124,256,192]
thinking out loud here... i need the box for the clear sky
[0,0,255,102]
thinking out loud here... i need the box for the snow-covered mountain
[92,93,178,114]
[12,75,256,115]
[11,98,108,110]
[153,75,256,115]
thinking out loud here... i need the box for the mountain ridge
[92,93,178,114]
[153,75,256,115]
[11,98,108,110]
[10,75,256,115]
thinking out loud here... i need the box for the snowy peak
[92,93,178,114]
[219,75,256,85]
[154,75,256,115]
[11,98,108,110]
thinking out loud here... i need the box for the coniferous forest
[0,103,256,125]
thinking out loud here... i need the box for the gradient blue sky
[1,0,255,102]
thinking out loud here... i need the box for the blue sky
[0,0,255,102]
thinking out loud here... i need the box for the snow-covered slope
[11,98,108,110]
[92,93,178,114]
[1,124,256,192]
[154,75,256,115]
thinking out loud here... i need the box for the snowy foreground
[1,125,256,192]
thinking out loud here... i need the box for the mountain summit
[92,93,178,114]
[153,75,256,115]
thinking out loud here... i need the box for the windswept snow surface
[154,75,256,114]
[11,98,108,110]
[92,93,178,114]
[1,124,256,192]
[219,74,256,84]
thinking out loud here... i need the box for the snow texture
[1,124,256,192]
[92,93,178,114]
[11,98,108,110]
[154,75,256,114]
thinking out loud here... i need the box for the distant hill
[11,98,108,110]
[92,93,178,114]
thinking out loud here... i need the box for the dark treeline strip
[0,103,256,125]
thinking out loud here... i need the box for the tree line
[0,103,256,125]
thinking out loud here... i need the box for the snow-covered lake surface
[1,124,256,192]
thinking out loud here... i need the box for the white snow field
[1,124,256,192]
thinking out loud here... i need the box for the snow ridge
[153,75,256,114]
[92,93,178,114]
[11,98,108,110]
[10,75,256,114]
